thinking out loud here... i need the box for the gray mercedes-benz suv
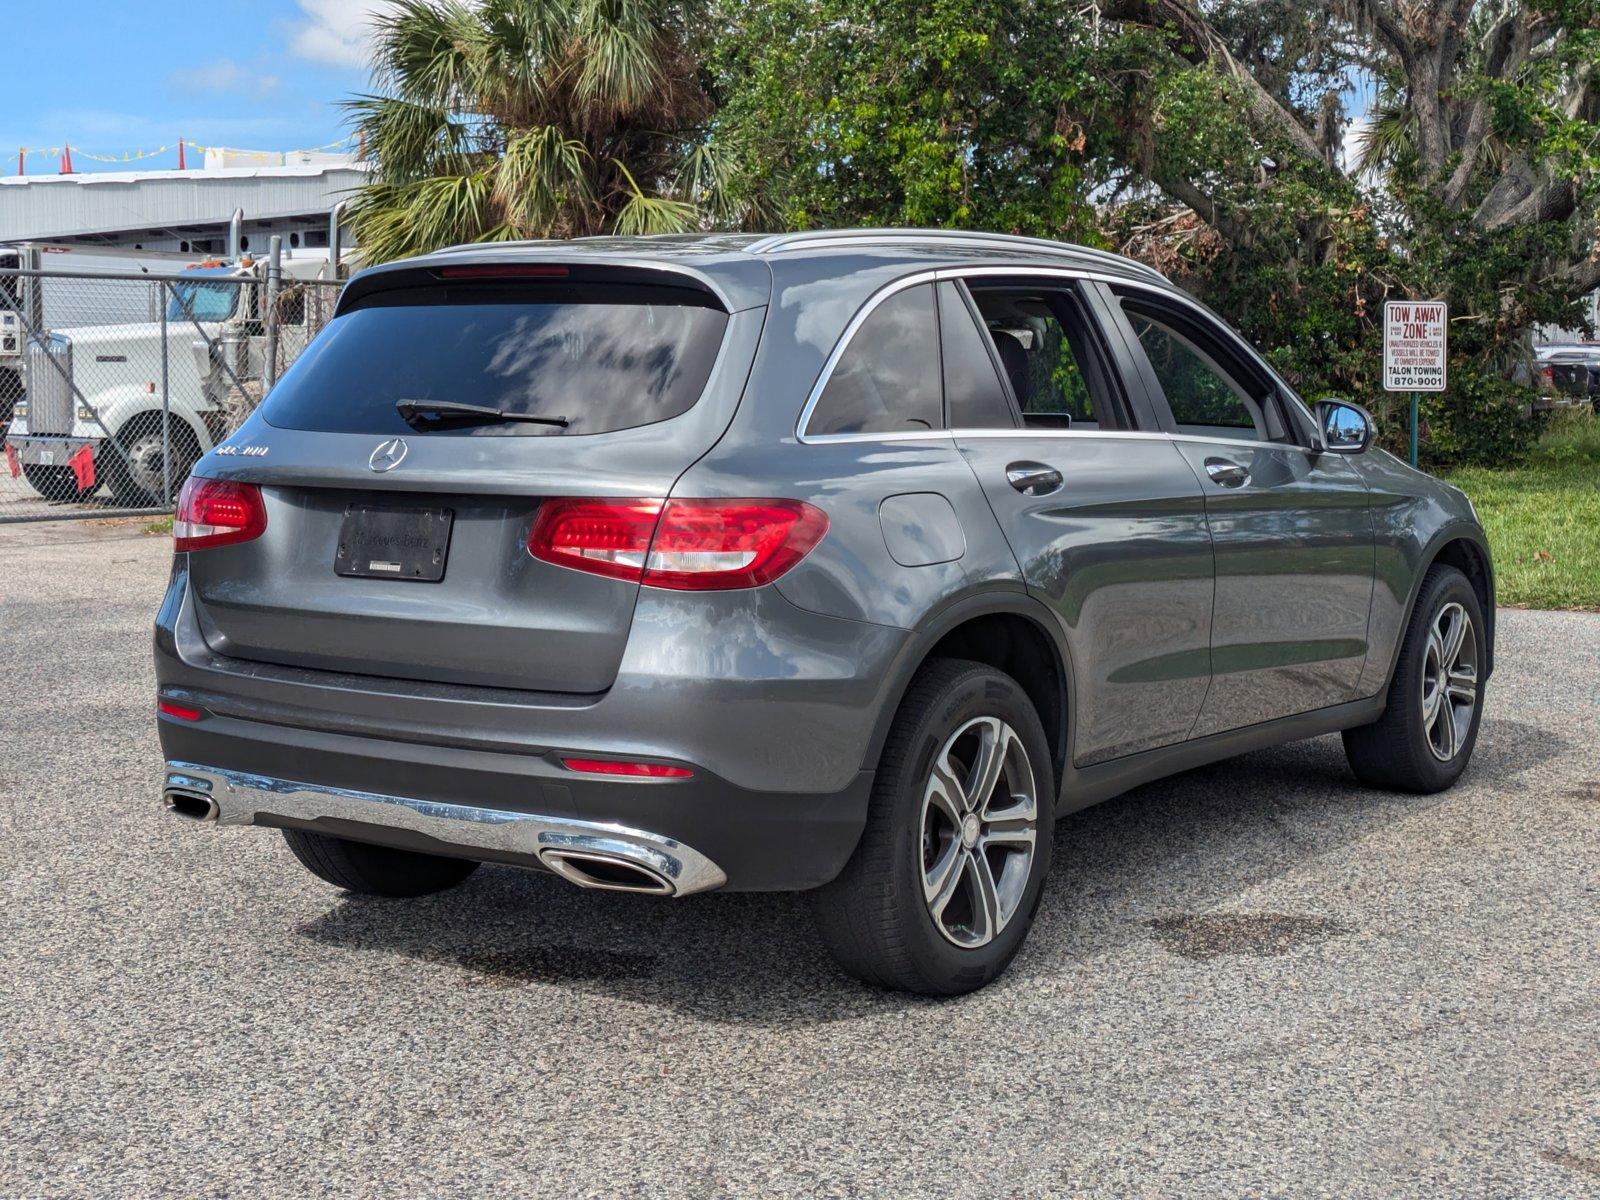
[155,230,1493,994]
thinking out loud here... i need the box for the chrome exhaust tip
[163,789,219,822]
[539,848,676,895]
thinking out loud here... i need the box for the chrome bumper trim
[162,760,727,897]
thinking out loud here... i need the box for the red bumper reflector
[560,757,693,779]
[158,700,203,721]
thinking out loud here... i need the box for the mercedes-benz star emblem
[368,437,408,472]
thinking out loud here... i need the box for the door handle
[1006,462,1064,496]
[1203,457,1250,488]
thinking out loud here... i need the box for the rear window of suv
[260,282,729,436]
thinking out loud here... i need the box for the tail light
[1539,365,1555,388]
[528,497,828,590]
[174,476,267,552]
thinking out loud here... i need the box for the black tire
[21,463,96,502]
[811,658,1055,995]
[281,828,480,898]
[1343,564,1486,793]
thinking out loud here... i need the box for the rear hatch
[185,262,765,692]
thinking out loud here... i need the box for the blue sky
[3,1,389,173]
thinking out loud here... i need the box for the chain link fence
[0,261,341,521]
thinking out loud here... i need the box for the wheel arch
[863,591,1073,798]
[1392,523,1497,685]
[114,406,207,451]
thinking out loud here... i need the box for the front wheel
[21,463,96,502]
[106,420,201,507]
[811,659,1055,995]
[1343,564,1486,793]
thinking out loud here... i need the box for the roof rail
[742,228,1166,282]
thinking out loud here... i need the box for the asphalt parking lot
[2,520,1597,1198]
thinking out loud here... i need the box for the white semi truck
[4,250,336,505]
[0,243,199,433]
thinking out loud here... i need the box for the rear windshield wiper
[396,399,570,429]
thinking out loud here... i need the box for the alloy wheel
[1421,601,1478,762]
[919,716,1039,948]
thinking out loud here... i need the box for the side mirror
[1315,398,1374,454]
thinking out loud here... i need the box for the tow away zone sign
[1384,300,1448,392]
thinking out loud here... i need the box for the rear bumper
[154,560,900,891]
[155,713,873,891]
[164,760,729,896]
[6,432,99,464]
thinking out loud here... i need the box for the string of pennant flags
[14,135,361,175]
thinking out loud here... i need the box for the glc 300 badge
[369,437,408,472]
[215,445,268,457]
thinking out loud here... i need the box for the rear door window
[261,282,729,437]
[938,281,1017,430]
[966,283,1129,430]
[806,284,941,436]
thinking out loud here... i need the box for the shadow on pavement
[295,715,1567,1027]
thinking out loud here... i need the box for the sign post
[1383,300,1448,467]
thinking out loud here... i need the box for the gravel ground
[2,523,1597,1198]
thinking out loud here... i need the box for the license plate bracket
[335,505,454,582]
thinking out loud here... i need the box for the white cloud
[288,0,398,68]
[170,58,281,98]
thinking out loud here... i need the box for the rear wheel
[1343,564,1485,793]
[811,659,1055,995]
[281,828,480,897]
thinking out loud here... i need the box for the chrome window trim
[794,264,1317,448]
[949,427,1168,442]
[800,430,956,445]
[954,427,1319,456]
[1168,431,1309,453]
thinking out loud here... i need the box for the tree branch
[1565,254,1600,300]
[1099,0,1329,167]
[1441,8,1540,208]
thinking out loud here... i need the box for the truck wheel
[810,659,1055,995]
[107,419,201,507]
[21,463,96,503]
[281,828,480,897]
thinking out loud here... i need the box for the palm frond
[345,94,474,183]
[495,126,594,234]
[675,140,737,210]
[574,0,663,115]
[370,0,483,108]
[1351,94,1413,175]
[611,160,697,234]
[346,171,502,261]
[349,0,716,261]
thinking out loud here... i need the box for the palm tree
[345,0,747,263]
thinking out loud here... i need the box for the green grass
[142,515,173,535]
[1444,411,1600,611]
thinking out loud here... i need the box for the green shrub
[1412,369,1538,468]
[1531,408,1600,466]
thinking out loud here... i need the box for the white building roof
[0,163,368,242]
